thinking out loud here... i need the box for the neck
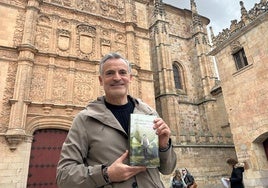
[105,95,128,105]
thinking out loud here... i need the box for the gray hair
[99,52,131,75]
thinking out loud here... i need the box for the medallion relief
[74,72,94,104]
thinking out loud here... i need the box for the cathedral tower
[150,0,181,138]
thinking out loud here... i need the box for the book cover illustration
[129,114,159,168]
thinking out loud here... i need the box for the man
[56,52,177,187]
[141,134,150,160]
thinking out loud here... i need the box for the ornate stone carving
[52,69,68,103]
[76,24,96,59]
[74,72,94,104]
[37,15,51,26]
[35,27,51,51]
[5,128,27,150]
[0,62,16,133]
[99,0,125,21]
[77,0,97,12]
[29,66,47,102]
[230,40,242,53]
[57,29,71,51]
[101,39,111,56]
[58,19,70,29]
[51,0,71,7]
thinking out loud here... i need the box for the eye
[119,70,128,75]
[105,70,114,75]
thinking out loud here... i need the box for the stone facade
[0,0,240,187]
[210,1,268,187]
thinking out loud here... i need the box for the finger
[153,118,162,128]
[155,122,169,135]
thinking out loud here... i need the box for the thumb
[115,150,129,163]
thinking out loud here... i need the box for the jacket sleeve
[56,114,108,188]
[158,138,177,175]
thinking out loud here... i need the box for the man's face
[99,58,132,102]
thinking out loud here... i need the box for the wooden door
[27,129,67,187]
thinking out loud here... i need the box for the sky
[163,0,259,35]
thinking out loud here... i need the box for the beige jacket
[56,96,177,188]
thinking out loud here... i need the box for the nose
[113,72,121,81]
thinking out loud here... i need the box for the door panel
[27,129,67,187]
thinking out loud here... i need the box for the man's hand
[107,150,146,182]
[153,118,170,149]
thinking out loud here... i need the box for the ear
[129,74,133,82]
[99,76,103,86]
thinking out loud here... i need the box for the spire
[190,0,197,14]
[154,0,166,17]
[190,0,203,32]
[209,26,215,45]
[240,1,250,25]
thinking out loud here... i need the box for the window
[233,48,248,70]
[173,64,182,90]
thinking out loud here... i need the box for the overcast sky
[163,0,259,35]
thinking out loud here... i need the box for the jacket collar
[84,95,153,134]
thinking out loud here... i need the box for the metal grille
[27,129,67,187]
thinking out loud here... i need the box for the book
[129,114,159,168]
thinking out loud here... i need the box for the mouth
[111,83,124,87]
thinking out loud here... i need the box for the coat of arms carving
[77,24,96,55]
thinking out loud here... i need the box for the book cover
[129,114,159,168]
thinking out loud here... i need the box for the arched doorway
[27,129,68,187]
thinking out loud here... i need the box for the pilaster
[5,0,40,150]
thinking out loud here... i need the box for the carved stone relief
[101,28,111,39]
[76,24,96,59]
[50,0,71,7]
[231,40,242,53]
[115,33,126,44]
[100,39,111,57]
[114,32,126,55]
[29,66,47,102]
[35,27,51,52]
[52,69,68,103]
[99,0,125,21]
[57,29,71,51]
[74,72,95,105]
[37,15,51,26]
[58,19,70,30]
[77,0,97,12]
[0,62,17,132]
